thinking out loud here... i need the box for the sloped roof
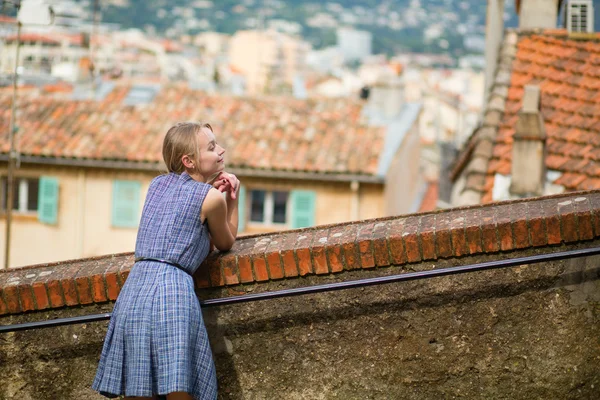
[6,33,60,45]
[0,84,386,177]
[0,15,16,24]
[453,29,600,203]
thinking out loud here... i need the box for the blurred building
[0,26,198,84]
[0,15,17,39]
[228,29,311,95]
[194,31,230,58]
[0,32,88,77]
[336,27,372,62]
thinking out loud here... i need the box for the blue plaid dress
[92,172,217,399]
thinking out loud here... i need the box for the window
[1,177,39,213]
[249,190,289,225]
[0,176,58,224]
[290,190,316,228]
[112,180,141,228]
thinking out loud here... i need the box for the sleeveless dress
[92,172,217,399]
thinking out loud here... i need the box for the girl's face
[195,126,225,180]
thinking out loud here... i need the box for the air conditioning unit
[564,0,594,33]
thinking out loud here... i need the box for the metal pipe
[4,19,21,270]
[2,3,54,269]
[1,246,600,333]
[350,180,360,220]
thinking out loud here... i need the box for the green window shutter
[291,190,316,228]
[37,176,59,225]
[238,185,246,233]
[112,180,141,228]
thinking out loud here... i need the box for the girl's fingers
[212,172,240,201]
[225,174,236,189]
[227,174,239,192]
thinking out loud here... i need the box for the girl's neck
[186,169,208,183]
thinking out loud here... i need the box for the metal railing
[1,246,599,334]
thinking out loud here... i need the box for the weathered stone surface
[0,246,599,400]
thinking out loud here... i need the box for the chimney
[509,85,546,197]
[484,0,506,105]
[563,0,594,33]
[77,56,94,82]
[516,0,562,29]
[366,75,405,122]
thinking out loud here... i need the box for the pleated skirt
[92,261,217,399]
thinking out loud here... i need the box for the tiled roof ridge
[7,83,366,107]
[1,190,600,315]
[511,27,600,42]
[449,30,519,202]
[2,82,368,106]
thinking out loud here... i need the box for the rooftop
[452,29,600,202]
[0,84,387,178]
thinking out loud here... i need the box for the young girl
[92,122,240,400]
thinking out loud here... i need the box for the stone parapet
[1,190,600,315]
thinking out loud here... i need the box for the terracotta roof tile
[554,172,587,187]
[476,30,600,198]
[578,177,600,190]
[0,85,386,177]
[488,159,503,174]
[0,15,16,23]
[6,33,61,45]
[418,181,438,212]
[483,175,495,192]
[480,191,493,204]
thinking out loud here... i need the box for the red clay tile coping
[1,190,600,316]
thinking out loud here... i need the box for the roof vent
[564,0,594,33]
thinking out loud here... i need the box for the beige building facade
[0,163,387,269]
[228,30,311,94]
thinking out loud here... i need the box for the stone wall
[1,191,600,399]
[0,246,598,399]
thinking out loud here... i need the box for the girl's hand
[211,172,240,200]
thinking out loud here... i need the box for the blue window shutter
[291,190,316,228]
[37,176,59,225]
[112,180,141,228]
[238,185,246,233]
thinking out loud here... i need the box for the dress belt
[134,257,191,275]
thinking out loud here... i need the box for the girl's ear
[181,154,195,169]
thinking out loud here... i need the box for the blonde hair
[162,121,213,174]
